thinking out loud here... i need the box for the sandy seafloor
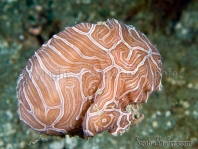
[0,0,198,149]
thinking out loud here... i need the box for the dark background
[0,0,198,149]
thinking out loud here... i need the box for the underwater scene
[0,0,198,149]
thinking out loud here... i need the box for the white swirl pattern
[17,19,162,138]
